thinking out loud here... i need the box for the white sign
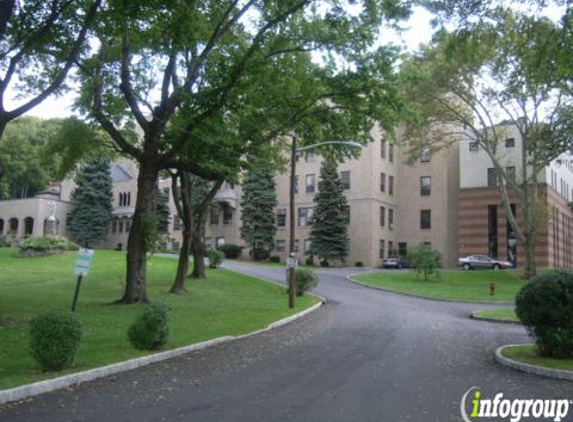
[286,257,298,269]
[75,248,94,277]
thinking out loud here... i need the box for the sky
[2,7,435,120]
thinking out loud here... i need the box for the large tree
[310,160,349,265]
[240,169,277,259]
[68,158,113,247]
[401,12,571,278]
[76,1,409,303]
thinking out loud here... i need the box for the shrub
[516,270,573,359]
[29,310,82,371]
[355,261,364,267]
[19,235,75,252]
[128,303,171,350]
[305,256,314,266]
[320,260,329,267]
[0,235,9,247]
[209,249,225,268]
[269,255,281,263]
[407,245,441,281]
[252,247,270,261]
[218,244,243,259]
[293,268,318,297]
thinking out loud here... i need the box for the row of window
[550,169,572,201]
[378,241,430,259]
[276,206,350,228]
[111,218,131,234]
[300,171,351,193]
[275,238,312,253]
[469,138,515,152]
[380,140,394,162]
[118,192,131,207]
[487,167,516,188]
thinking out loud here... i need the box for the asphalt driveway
[1,263,571,422]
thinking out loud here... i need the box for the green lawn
[474,308,519,322]
[502,344,573,371]
[352,270,525,302]
[0,248,317,390]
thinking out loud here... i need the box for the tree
[310,160,349,265]
[154,188,171,234]
[400,12,571,278]
[240,169,277,259]
[76,1,409,303]
[407,245,441,282]
[68,158,113,247]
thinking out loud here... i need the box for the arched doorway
[0,218,4,235]
[24,217,34,236]
[8,218,18,237]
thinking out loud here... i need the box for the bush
[293,268,318,297]
[305,256,314,266]
[407,245,441,281]
[0,235,9,247]
[516,271,573,359]
[252,247,270,261]
[269,255,281,263]
[29,310,82,371]
[19,235,75,252]
[209,249,225,268]
[355,261,364,267]
[218,244,243,259]
[128,303,171,350]
[320,260,329,267]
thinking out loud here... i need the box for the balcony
[215,185,237,209]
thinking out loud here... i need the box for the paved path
[1,263,571,422]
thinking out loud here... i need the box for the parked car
[382,256,411,269]
[458,255,512,271]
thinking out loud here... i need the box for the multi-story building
[458,123,573,269]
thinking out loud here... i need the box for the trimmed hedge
[19,235,78,253]
[516,270,573,359]
[269,255,281,263]
[128,303,171,350]
[217,244,243,259]
[29,310,82,371]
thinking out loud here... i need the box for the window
[304,238,312,253]
[204,237,212,251]
[294,175,299,193]
[125,219,131,233]
[420,146,431,163]
[488,205,498,258]
[340,171,351,190]
[298,207,313,226]
[305,153,317,163]
[276,240,286,253]
[216,236,225,247]
[505,138,515,148]
[379,240,385,259]
[294,239,300,253]
[398,242,407,257]
[487,168,498,187]
[389,144,394,163]
[112,220,117,234]
[388,175,394,196]
[381,139,386,159]
[380,172,386,192]
[380,206,386,227]
[118,221,124,233]
[343,205,350,223]
[306,174,316,193]
[420,176,431,196]
[162,187,170,199]
[506,166,516,183]
[469,142,479,152]
[420,210,431,230]
[223,207,233,224]
[388,241,394,256]
[388,208,394,229]
[277,208,286,228]
[210,206,219,225]
[173,216,181,231]
[172,241,180,250]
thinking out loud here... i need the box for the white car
[458,255,512,271]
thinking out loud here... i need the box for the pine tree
[69,158,113,247]
[155,188,171,234]
[310,160,349,265]
[240,169,278,259]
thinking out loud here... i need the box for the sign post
[72,248,94,312]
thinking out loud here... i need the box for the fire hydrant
[489,283,497,296]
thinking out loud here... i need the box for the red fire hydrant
[489,283,497,296]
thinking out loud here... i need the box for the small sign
[287,257,298,269]
[75,248,94,277]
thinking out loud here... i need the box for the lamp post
[287,137,362,308]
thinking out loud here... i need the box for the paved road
[1,264,571,422]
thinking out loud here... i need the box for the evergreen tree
[69,158,113,247]
[310,160,349,265]
[155,188,171,234]
[240,169,277,259]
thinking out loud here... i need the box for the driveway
[1,263,571,422]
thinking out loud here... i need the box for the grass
[352,270,526,302]
[474,308,519,322]
[0,248,317,390]
[502,344,573,371]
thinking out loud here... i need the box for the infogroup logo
[461,387,571,422]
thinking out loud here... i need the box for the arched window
[127,192,131,206]
[0,219,4,235]
[24,217,34,236]
[8,218,18,236]
[119,193,124,207]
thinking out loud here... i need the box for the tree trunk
[190,219,206,278]
[117,161,157,304]
[171,229,191,293]
[524,236,537,279]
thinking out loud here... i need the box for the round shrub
[252,247,270,261]
[515,270,573,358]
[269,255,281,263]
[294,268,318,297]
[355,261,364,267]
[209,249,225,268]
[128,303,171,350]
[217,244,243,259]
[305,256,314,266]
[29,310,82,371]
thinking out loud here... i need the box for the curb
[0,295,324,407]
[470,312,522,325]
[345,274,515,305]
[495,344,573,382]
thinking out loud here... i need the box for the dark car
[382,256,411,269]
[458,255,512,271]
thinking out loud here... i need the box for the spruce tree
[155,188,171,234]
[69,158,113,247]
[310,160,349,265]
[240,169,277,259]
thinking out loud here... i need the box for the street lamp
[287,136,362,308]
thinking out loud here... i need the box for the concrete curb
[345,274,515,305]
[470,312,522,325]
[0,288,324,406]
[495,344,573,382]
